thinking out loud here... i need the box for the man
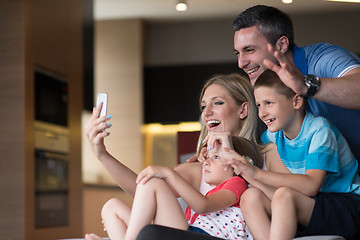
[233,5,360,161]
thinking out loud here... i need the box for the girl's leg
[270,187,315,240]
[101,198,132,240]
[84,233,104,240]
[240,188,272,240]
[125,178,188,240]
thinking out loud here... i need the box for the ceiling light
[282,0,293,3]
[176,0,188,12]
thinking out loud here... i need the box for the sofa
[136,224,346,240]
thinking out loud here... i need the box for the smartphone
[96,93,108,118]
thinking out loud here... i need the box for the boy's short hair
[254,69,296,99]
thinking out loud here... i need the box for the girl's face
[203,150,233,185]
[201,84,244,136]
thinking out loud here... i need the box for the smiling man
[232,5,360,162]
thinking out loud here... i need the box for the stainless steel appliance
[34,110,70,228]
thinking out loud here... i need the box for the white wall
[82,19,143,236]
[83,19,144,185]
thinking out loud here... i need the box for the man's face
[234,25,278,86]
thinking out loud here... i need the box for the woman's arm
[84,104,137,197]
[137,166,239,214]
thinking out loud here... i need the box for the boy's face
[203,149,233,186]
[254,86,297,135]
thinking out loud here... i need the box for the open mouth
[264,118,275,125]
[245,66,260,77]
[206,120,221,129]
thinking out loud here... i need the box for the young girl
[86,136,262,240]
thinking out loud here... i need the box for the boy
[240,69,360,240]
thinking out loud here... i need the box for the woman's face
[201,84,244,136]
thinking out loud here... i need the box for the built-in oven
[34,121,69,228]
[35,149,69,228]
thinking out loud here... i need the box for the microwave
[34,66,68,127]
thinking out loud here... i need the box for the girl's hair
[196,73,264,155]
[231,136,263,169]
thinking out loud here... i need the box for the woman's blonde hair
[196,73,263,155]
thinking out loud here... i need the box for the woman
[84,73,287,239]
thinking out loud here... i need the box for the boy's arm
[137,166,241,214]
[221,147,326,196]
[248,167,326,196]
[264,143,290,174]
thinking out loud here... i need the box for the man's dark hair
[232,5,295,51]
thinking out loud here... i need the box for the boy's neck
[283,110,306,140]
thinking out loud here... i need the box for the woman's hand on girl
[84,104,112,159]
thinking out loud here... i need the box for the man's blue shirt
[293,43,360,161]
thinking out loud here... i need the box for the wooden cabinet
[0,1,83,239]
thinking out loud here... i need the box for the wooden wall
[0,1,27,240]
[31,1,83,239]
[0,1,84,239]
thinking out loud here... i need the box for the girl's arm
[137,166,241,214]
[84,104,137,197]
[173,162,203,194]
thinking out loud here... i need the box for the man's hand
[264,44,307,96]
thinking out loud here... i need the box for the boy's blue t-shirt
[261,112,360,195]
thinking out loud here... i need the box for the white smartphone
[96,93,108,118]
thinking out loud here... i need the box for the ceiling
[94,0,360,22]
